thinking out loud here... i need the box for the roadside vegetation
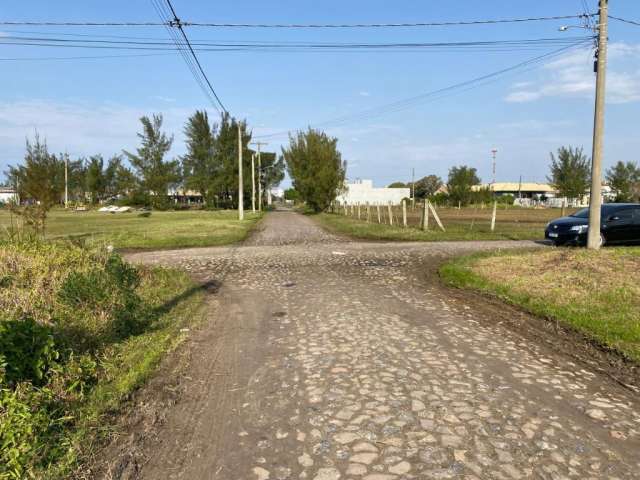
[0,208,262,250]
[0,240,206,478]
[440,247,640,361]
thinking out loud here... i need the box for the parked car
[545,203,640,246]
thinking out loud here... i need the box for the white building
[0,187,17,204]
[337,179,410,206]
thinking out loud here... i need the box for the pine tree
[547,146,591,200]
[123,114,180,208]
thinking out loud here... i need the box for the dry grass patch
[441,247,640,361]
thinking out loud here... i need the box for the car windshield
[570,208,589,218]
[569,206,618,219]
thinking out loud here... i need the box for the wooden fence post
[366,203,370,223]
[428,202,446,232]
[388,202,393,226]
[357,202,361,220]
[422,199,429,231]
[377,204,381,224]
[402,199,407,228]
[491,201,497,232]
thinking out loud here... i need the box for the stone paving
[128,210,640,480]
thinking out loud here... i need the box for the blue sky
[1,0,640,187]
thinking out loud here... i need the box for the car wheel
[599,233,606,248]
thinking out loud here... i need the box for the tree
[388,182,407,188]
[7,135,64,234]
[413,175,443,199]
[605,161,640,202]
[447,165,480,206]
[85,155,106,203]
[181,110,219,206]
[211,113,253,209]
[104,155,134,199]
[258,152,285,204]
[123,114,180,207]
[547,146,591,200]
[283,128,346,212]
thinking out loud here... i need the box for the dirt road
[113,210,640,479]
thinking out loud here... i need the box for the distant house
[337,179,410,206]
[0,187,18,204]
[167,188,203,204]
[472,182,558,199]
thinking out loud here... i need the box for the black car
[545,203,640,246]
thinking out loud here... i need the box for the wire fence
[331,199,578,236]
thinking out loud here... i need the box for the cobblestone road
[125,210,640,480]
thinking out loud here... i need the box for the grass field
[440,247,640,361]
[316,206,576,242]
[0,209,263,250]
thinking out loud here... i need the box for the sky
[1,0,640,188]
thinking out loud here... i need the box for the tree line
[4,111,285,211]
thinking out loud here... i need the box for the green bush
[0,241,153,478]
[0,319,57,386]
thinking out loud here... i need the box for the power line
[0,14,594,29]
[610,15,640,27]
[254,40,592,139]
[0,35,594,52]
[0,52,173,61]
[160,0,227,113]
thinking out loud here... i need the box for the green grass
[440,247,640,361]
[60,266,206,478]
[315,212,544,242]
[0,241,207,478]
[0,209,263,250]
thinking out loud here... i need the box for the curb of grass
[438,249,638,364]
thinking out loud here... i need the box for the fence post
[429,202,446,232]
[357,202,361,220]
[366,202,370,223]
[402,199,407,228]
[388,202,393,226]
[491,201,497,232]
[377,204,381,224]
[422,199,429,231]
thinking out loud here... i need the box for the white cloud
[0,99,195,169]
[505,42,640,104]
[358,91,371,97]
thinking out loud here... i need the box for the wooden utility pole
[251,153,256,213]
[238,124,244,220]
[587,0,608,250]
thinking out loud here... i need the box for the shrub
[0,319,57,386]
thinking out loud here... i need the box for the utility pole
[251,153,256,213]
[238,124,244,220]
[587,0,608,250]
[64,152,69,208]
[491,148,498,186]
[411,167,415,209]
[251,141,268,211]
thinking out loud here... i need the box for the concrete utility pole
[238,124,244,220]
[251,153,256,213]
[251,141,268,211]
[411,167,415,209]
[491,149,498,187]
[587,0,608,250]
